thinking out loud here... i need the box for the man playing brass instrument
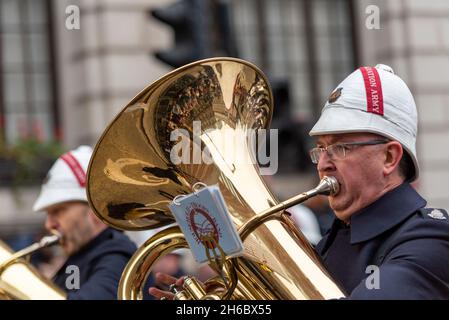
[150,64,449,300]
[308,64,449,299]
[33,145,137,299]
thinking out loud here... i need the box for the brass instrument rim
[87,56,345,300]
[86,57,274,231]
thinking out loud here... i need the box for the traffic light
[150,0,237,68]
[271,79,291,126]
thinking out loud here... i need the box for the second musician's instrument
[0,232,65,300]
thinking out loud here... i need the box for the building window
[312,0,356,107]
[229,0,356,173]
[0,0,58,144]
[230,0,356,122]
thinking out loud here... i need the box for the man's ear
[383,141,403,176]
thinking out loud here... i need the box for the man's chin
[329,192,342,208]
[62,244,77,256]
[329,198,350,219]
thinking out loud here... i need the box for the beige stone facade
[1,0,448,232]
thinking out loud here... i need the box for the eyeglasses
[309,139,389,164]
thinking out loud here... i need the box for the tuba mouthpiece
[317,176,340,196]
[39,230,62,248]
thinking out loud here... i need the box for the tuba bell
[86,57,345,300]
[0,232,66,300]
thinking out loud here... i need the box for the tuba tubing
[239,176,339,241]
[118,176,344,300]
[118,226,187,300]
[86,57,346,300]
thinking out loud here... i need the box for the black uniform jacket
[316,183,449,299]
[53,228,136,300]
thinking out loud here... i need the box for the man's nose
[317,151,336,173]
[45,215,58,232]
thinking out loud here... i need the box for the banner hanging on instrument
[168,184,244,264]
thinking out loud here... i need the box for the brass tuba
[0,232,66,299]
[86,57,345,300]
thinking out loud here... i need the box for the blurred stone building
[0,0,448,239]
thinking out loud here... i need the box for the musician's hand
[148,272,185,300]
